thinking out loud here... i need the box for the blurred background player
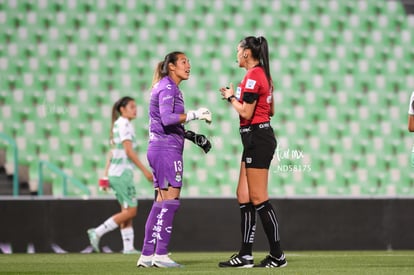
[219,36,287,268]
[136,51,212,268]
[87,96,153,254]
[408,91,414,167]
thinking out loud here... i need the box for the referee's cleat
[87,228,100,253]
[152,254,182,268]
[218,253,254,268]
[136,254,153,268]
[255,253,287,268]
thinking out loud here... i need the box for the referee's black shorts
[240,122,277,169]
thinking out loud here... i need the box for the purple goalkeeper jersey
[148,76,185,153]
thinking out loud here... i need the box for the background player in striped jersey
[87,96,153,254]
[408,91,414,167]
[137,51,212,268]
[219,36,287,268]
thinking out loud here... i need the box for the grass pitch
[0,251,413,274]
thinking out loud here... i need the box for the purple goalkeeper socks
[141,201,162,256]
[154,199,180,256]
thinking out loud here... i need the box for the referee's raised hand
[220,83,235,101]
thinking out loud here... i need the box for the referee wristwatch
[227,95,236,103]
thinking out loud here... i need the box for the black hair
[110,96,134,142]
[239,36,273,89]
[152,51,185,86]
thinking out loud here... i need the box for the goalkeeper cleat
[152,254,183,268]
[218,253,254,268]
[87,228,100,253]
[137,255,153,268]
[255,253,287,268]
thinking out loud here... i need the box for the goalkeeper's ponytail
[151,61,164,87]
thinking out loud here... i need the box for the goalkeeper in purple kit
[136,51,212,268]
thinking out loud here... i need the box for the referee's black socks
[255,200,283,258]
[238,202,256,256]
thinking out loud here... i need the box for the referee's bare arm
[228,97,257,120]
[269,94,274,117]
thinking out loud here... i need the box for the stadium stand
[0,0,413,197]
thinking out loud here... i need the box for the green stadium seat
[1,0,413,197]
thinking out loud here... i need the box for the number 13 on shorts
[173,161,182,172]
[173,160,183,183]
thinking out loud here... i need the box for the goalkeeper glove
[184,130,212,153]
[186,107,212,124]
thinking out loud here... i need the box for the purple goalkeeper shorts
[147,150,183,189]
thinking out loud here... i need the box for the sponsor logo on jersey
[246,79,256,89]
[166,84,172,90]
[246,157,252,164]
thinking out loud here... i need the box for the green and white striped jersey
[108,116,137,177]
